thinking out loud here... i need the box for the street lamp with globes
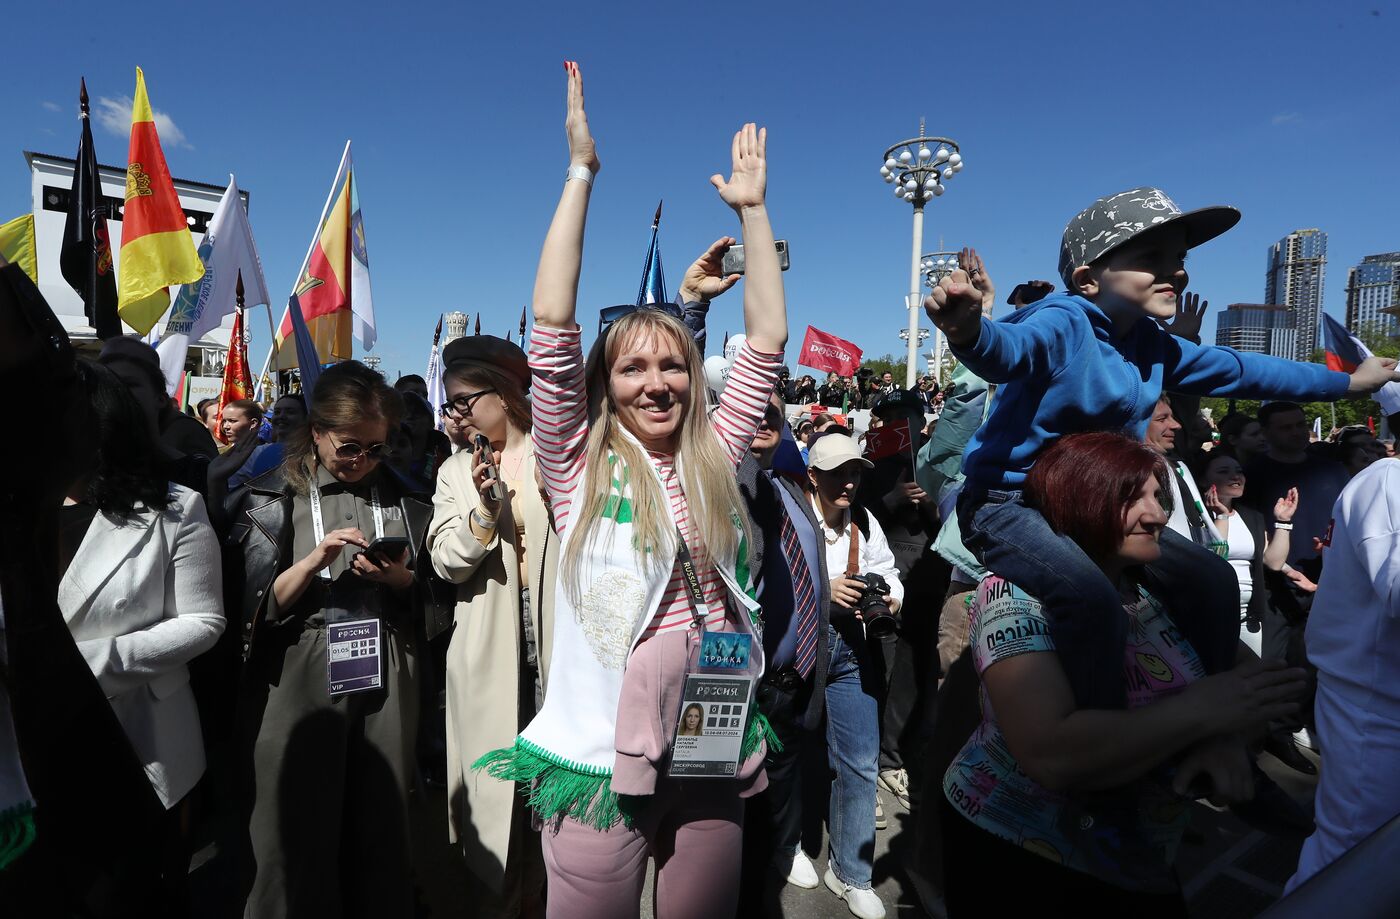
[920,250,960,381]
[879,120,964,388]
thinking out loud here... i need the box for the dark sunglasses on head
[440,388,497,419]
[327,432,388,461]
[598,302,684,335]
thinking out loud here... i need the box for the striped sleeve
[529,325,589,532]
[710,342,784,466]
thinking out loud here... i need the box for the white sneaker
[774,849,820,889]
[878,768,910,809]
[875,795,887,830]
[824,867,886,919]
[1294,727,1319,752]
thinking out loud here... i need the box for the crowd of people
[2,61,1399,919]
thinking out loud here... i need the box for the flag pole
[254,139,352,394]
[518,305,527,347]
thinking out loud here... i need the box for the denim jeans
[958,487,1239,708]
[824,620,881,889]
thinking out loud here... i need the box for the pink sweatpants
[541,779,745,919]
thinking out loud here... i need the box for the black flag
[59,78,121,339]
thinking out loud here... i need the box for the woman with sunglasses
[476,63,786,919]
[228,360,442,917]
[426,334,558,918]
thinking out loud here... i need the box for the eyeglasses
[440,388,497,419]
[326,432,388,462]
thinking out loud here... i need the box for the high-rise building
[1345,252,1400,338]
[1215,304,1297,359]
[1265,228,1327,360]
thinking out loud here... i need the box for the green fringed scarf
[0,802,35,870]
[476,709,781,831]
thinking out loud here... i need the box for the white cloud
[92,94,192,149]
[1272,112,1301,126]
[41,100,61,112]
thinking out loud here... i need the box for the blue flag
[636,200,666,306]
[287,294,322,408]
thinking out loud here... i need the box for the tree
[860,353,902,380]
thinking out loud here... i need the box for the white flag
[345,147,376,351]
[156,176,270,394]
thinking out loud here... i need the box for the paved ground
[193,745,1319,917]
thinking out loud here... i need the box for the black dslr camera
[849,573,897,637]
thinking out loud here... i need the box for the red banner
[216,309,253,443]
[865,417,914,461]
[798,325,862,377]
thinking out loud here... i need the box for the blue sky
[6,0,1397,379]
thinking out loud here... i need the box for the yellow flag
[117,67,203,334]
[0,214,37,284]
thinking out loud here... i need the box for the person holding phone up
[228,360,442,917]
[427,334,558,918]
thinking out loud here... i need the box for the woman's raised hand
[1274,487,1299,524]
[711,123,767,211]
[564,61,599,173]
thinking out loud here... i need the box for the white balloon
[723,332,746,362]
[704,355,733,395]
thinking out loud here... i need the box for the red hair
[1024,432,1172,561]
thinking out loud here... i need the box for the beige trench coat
[427,449,557,893]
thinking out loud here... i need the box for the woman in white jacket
[58,361,224,908]
[805,432,903,919]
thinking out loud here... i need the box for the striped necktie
[776,488,820,678]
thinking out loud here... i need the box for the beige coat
[427,448,556,892]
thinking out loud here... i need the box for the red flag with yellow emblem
[117,67,204,334]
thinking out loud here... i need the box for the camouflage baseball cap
[1058,187,1239,290]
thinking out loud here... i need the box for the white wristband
[566,165,594,187]
[1274,522,1294,531]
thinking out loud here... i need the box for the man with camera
[805,432,904,919]
[736,390,835,903]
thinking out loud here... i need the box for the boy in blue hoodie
[925,187,1400,710]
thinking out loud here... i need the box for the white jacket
[59,485,225,808]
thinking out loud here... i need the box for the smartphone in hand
[474,434,504,501]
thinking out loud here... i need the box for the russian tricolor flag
[1320,313,1400,415]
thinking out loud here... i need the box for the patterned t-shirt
[942,575,1206,893]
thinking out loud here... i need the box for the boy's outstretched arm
[925,266,1078,383]
[1164,335,1399,401]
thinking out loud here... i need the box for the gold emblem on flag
[125,163,154,200]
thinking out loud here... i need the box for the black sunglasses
[598,302,684,335]
[327,432,388,461]
[440,388,497,419]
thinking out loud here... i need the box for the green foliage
[860,353,902,380]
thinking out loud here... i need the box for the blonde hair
[282,361,403,495]
[561,310,750,597]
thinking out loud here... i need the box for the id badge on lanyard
[311,479,387,696]
[668,528,758,778]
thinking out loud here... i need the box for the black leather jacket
[224,466,452,661]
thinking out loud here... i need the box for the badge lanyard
[310,479,388,696]
[309,480,384,581]
[670,527,759,778]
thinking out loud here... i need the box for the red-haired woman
[940,432,1309,916]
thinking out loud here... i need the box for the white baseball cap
[807,432,874,472]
